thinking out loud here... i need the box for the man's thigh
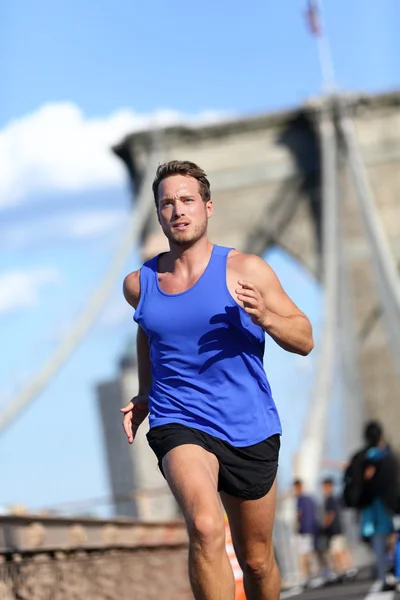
[220,477,277,563]
[162,444,222,526]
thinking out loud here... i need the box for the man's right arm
[123,269,152,394]
[121,270,151,443]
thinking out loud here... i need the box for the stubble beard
[163,218,208,247]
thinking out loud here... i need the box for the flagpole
[309,0,337,93]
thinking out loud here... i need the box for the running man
[121,160,314,600]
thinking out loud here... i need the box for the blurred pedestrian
[320,477,357,581]
[293,479,319,586]
[343,420,400,593]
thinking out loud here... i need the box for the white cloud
[0,268,60,314]
[0,208,127,249]
[67,209,126,238]
[0,102,230,207]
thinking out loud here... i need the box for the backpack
[343,450,366,509]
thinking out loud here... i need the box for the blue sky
[1,0,399,515]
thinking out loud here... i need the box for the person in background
[293,479,319,587]
[320,477,357,582]
[361,422,399,592]
[344,421,399,593]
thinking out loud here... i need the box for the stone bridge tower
[113,91,400,454]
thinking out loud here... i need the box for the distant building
[96,339,178,520]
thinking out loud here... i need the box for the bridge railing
[0,514,187,554]
[0,514,190,600]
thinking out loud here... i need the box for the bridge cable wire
[0,143,163,434]
[338,101,400,370]
[295,101,339,492]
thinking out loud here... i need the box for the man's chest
[156,264,246,309]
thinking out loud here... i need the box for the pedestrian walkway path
[280,579,399,600]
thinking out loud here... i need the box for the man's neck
[166,237,214,273]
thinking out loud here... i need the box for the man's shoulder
[123,269,141,308]
[124,269,141,288]
[227,251,272,278]
[227,250,265,267]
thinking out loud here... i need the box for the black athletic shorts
[147,423,280,500]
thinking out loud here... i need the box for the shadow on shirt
[197,305,263,374]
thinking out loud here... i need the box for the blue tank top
[134,244,282,446]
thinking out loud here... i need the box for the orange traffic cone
[225,515,246,600]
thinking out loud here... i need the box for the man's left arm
[236,255,314,356]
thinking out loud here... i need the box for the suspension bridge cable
[0,145,162,434]
[338,102,400,370]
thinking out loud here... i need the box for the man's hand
[236,280,269,328]
[120,395,149,444]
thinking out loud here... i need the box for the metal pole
[312,0,337,93]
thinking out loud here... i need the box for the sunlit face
[157,175,213,247]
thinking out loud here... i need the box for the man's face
[322,483,333,498]
[157,175,213,246]
[293,483,302,497]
